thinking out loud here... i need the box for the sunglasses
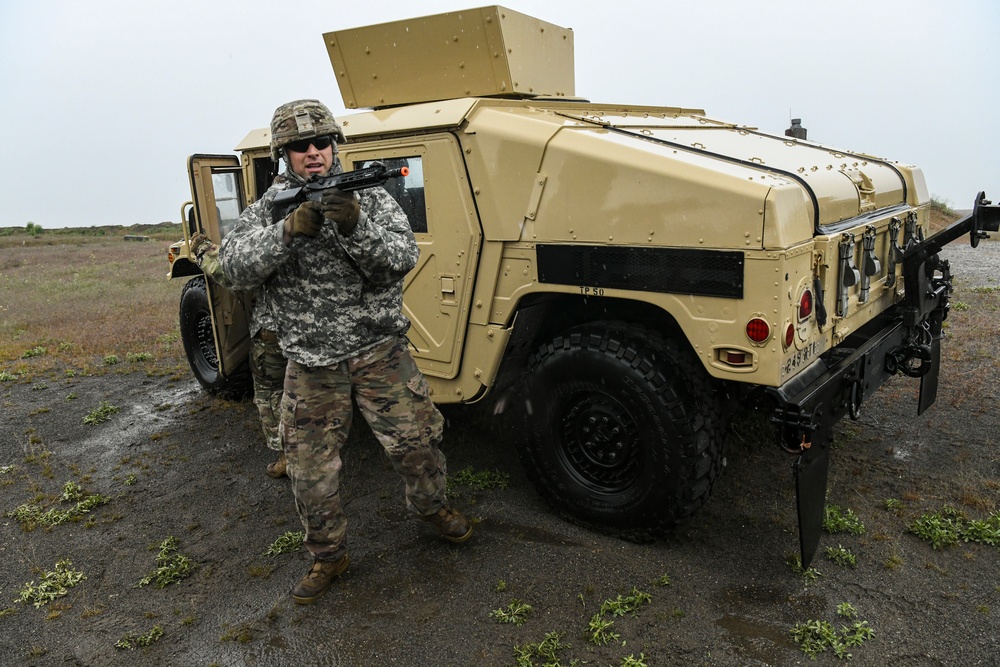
[284,135,335,153]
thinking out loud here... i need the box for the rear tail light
[784,323,795,349]
[798,289,814,321]
[745,318,771,343]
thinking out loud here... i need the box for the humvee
[167,6,998,566]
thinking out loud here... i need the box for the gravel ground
[0,239,997,667]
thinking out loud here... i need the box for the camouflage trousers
[280,336,448,561]
[249,329,287,453]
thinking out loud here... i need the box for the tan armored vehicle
[168,6,999,565]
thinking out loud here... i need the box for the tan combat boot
[265,452,287,479]
[291,555,350,604]
[422,506,473,543]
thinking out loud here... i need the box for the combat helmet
[270,99,346,161]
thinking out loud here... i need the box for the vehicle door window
[355,157,427,233]
[211,171,243,239]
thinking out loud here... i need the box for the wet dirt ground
[1,241,997,667]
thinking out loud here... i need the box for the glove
[320,187,361,236]
[284,201,324,239]
[189,231,216,261]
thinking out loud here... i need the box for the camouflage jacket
[190,232,276,337]
[219,164,418,367]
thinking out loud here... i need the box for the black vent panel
[536,245,744,298]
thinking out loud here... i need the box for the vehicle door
[187,154,252,378]
[341,134,482,379]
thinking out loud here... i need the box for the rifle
[271,162,409,222]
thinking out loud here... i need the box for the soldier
[188,233,289,479]
[219,99,471,605]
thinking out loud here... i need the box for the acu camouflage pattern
[280,336,447,561]
[219,158,419,367]
[189,231,278,336]
[269,99,345,161]
[191,232,286,452]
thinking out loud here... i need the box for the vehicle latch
[837,233,860,317]
[859,225,881,303]
[885,217,902,288]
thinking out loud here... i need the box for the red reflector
[746,318,771,343]
[799,290,813,320]
[785,324,795,349]
[724,351,746,365]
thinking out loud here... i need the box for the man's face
[284,136,335,179]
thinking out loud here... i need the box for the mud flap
[793,421,832,569]
[917,335,941,416]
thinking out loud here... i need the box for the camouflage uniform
[190,232,286,453]
[219,147,449,562]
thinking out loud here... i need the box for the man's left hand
[320,188,361,236]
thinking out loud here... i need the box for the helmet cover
[269,99,345,161]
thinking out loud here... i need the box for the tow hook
[887,342,933,378]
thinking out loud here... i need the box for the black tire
[179,276,252,399]
[512,322,725,539]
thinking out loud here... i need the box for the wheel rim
[195,310,220,370]
[558,391,640,492]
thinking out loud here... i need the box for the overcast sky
[2,0,997,229]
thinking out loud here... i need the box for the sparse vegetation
[883,498,904,512]
[263,531,305,557]
[825,545,858,569]
[0,219,995,663]
[7,486,111,530]
[824,504,866,536]
[908,506,1000,550]
[587,613,620,645]
[786,554,823,583]
[135,537,195,589]
[599,588,652,617]
[446,465,510,497]
[220,622,255,643]
[512,632,571,667]
[115,625,164,650]
[83,401,119,425]
[930,196,956,217]
[17,560,86,608]
[790,606,875,661]
[491,599,533,626]
[0,235,185,374]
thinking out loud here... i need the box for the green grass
[0,237,186,376]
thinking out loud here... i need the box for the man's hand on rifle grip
[321,187,361,236]
[284,201,325,241]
